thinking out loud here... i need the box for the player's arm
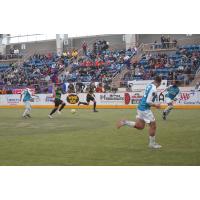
[20,93,23,101]
[161,85,171,94]
[20,91,24,101]
[146,89,160,109]
[28,90,36,98]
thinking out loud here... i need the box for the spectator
[96,83,104,93]
[172,39,177,48]
[72,49,78,59]
[82,41,87,56]
[161,35,165,49]
[14,48,20,55]
[166,35,170,48]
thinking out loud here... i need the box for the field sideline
[0,108,200,165]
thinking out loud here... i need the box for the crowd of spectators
[0,42,136,93]
[1,41,200,93]
[122,45,200,86]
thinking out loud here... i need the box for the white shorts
[24,101,31,110]
[136,109,155,124]
[165,97,173,104]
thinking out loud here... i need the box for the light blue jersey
[22,90,32,102]
[138,83,157,111]
[165,85,180,100]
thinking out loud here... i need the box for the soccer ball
[71,109,76,114]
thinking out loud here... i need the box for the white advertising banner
[0,89,200,106]
[128,80,167,91]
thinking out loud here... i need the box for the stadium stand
[121,45,200,87]
[1,35,200,93]
[0,47,136,93]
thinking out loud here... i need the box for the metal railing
[141,42,177,52]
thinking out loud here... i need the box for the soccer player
[48,85,66,119]
[78,88,98,112]
[20,88,34,118]
[116,76,162,149]
[162,80,180,120]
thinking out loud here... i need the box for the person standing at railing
[82,41,87,56]
[172,38,177,48]
[167,35,171,48]
[161,35,165,49]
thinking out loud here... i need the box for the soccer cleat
[48,115,53,119]
[26,114,31,118]
[149,143,162,149]
[162,112,166,120]
[116,120,125,129]
[93,110,98,112]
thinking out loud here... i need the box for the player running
[116,76,162,149]
[162,80,180,120]
[48,85,66,119]
[78,88,98,112]
[20,88,35,118]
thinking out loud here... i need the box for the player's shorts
[86,94,95,102]
[136,109,155,124]
[24,101,31,110]
[54,98,63,106]
[165,97,173,104]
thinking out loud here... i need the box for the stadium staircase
[110,37,200,89]
[190,67,200,86]
[110,67,130,89]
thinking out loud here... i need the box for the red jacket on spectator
[95,61,99,67]
[96,86,104,93]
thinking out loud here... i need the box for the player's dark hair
[154,76,162,84]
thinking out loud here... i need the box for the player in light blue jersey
[20,88,34,118]
[162,80,180,120]
[116,76,162,149]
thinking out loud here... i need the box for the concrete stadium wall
[5,35,126,55]
[137,34,200,45]
[71,34,126,51]
[6,39,57,54]
[5,34,200,56]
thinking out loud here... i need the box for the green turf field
[0,108,200,165]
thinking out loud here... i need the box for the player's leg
[58,100,66,114]
[92,100,98,112]
[78,94,90,106]
[163,102,173,120]
[163,98,173,120]
[49,99,59,118]
[148,121,161,148]
[78,101,89,106]
[26,101,32,118]
[117,110,145,130]
[22,101,30,118]
[117,117,145,129]
[139,110,161,148]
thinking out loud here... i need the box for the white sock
[149,136,156,145]
[124,121,136,127]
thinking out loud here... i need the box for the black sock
[50,108,58,115]
[93,102,96,111]
[59,103,65,111]
[79,102,88,105]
